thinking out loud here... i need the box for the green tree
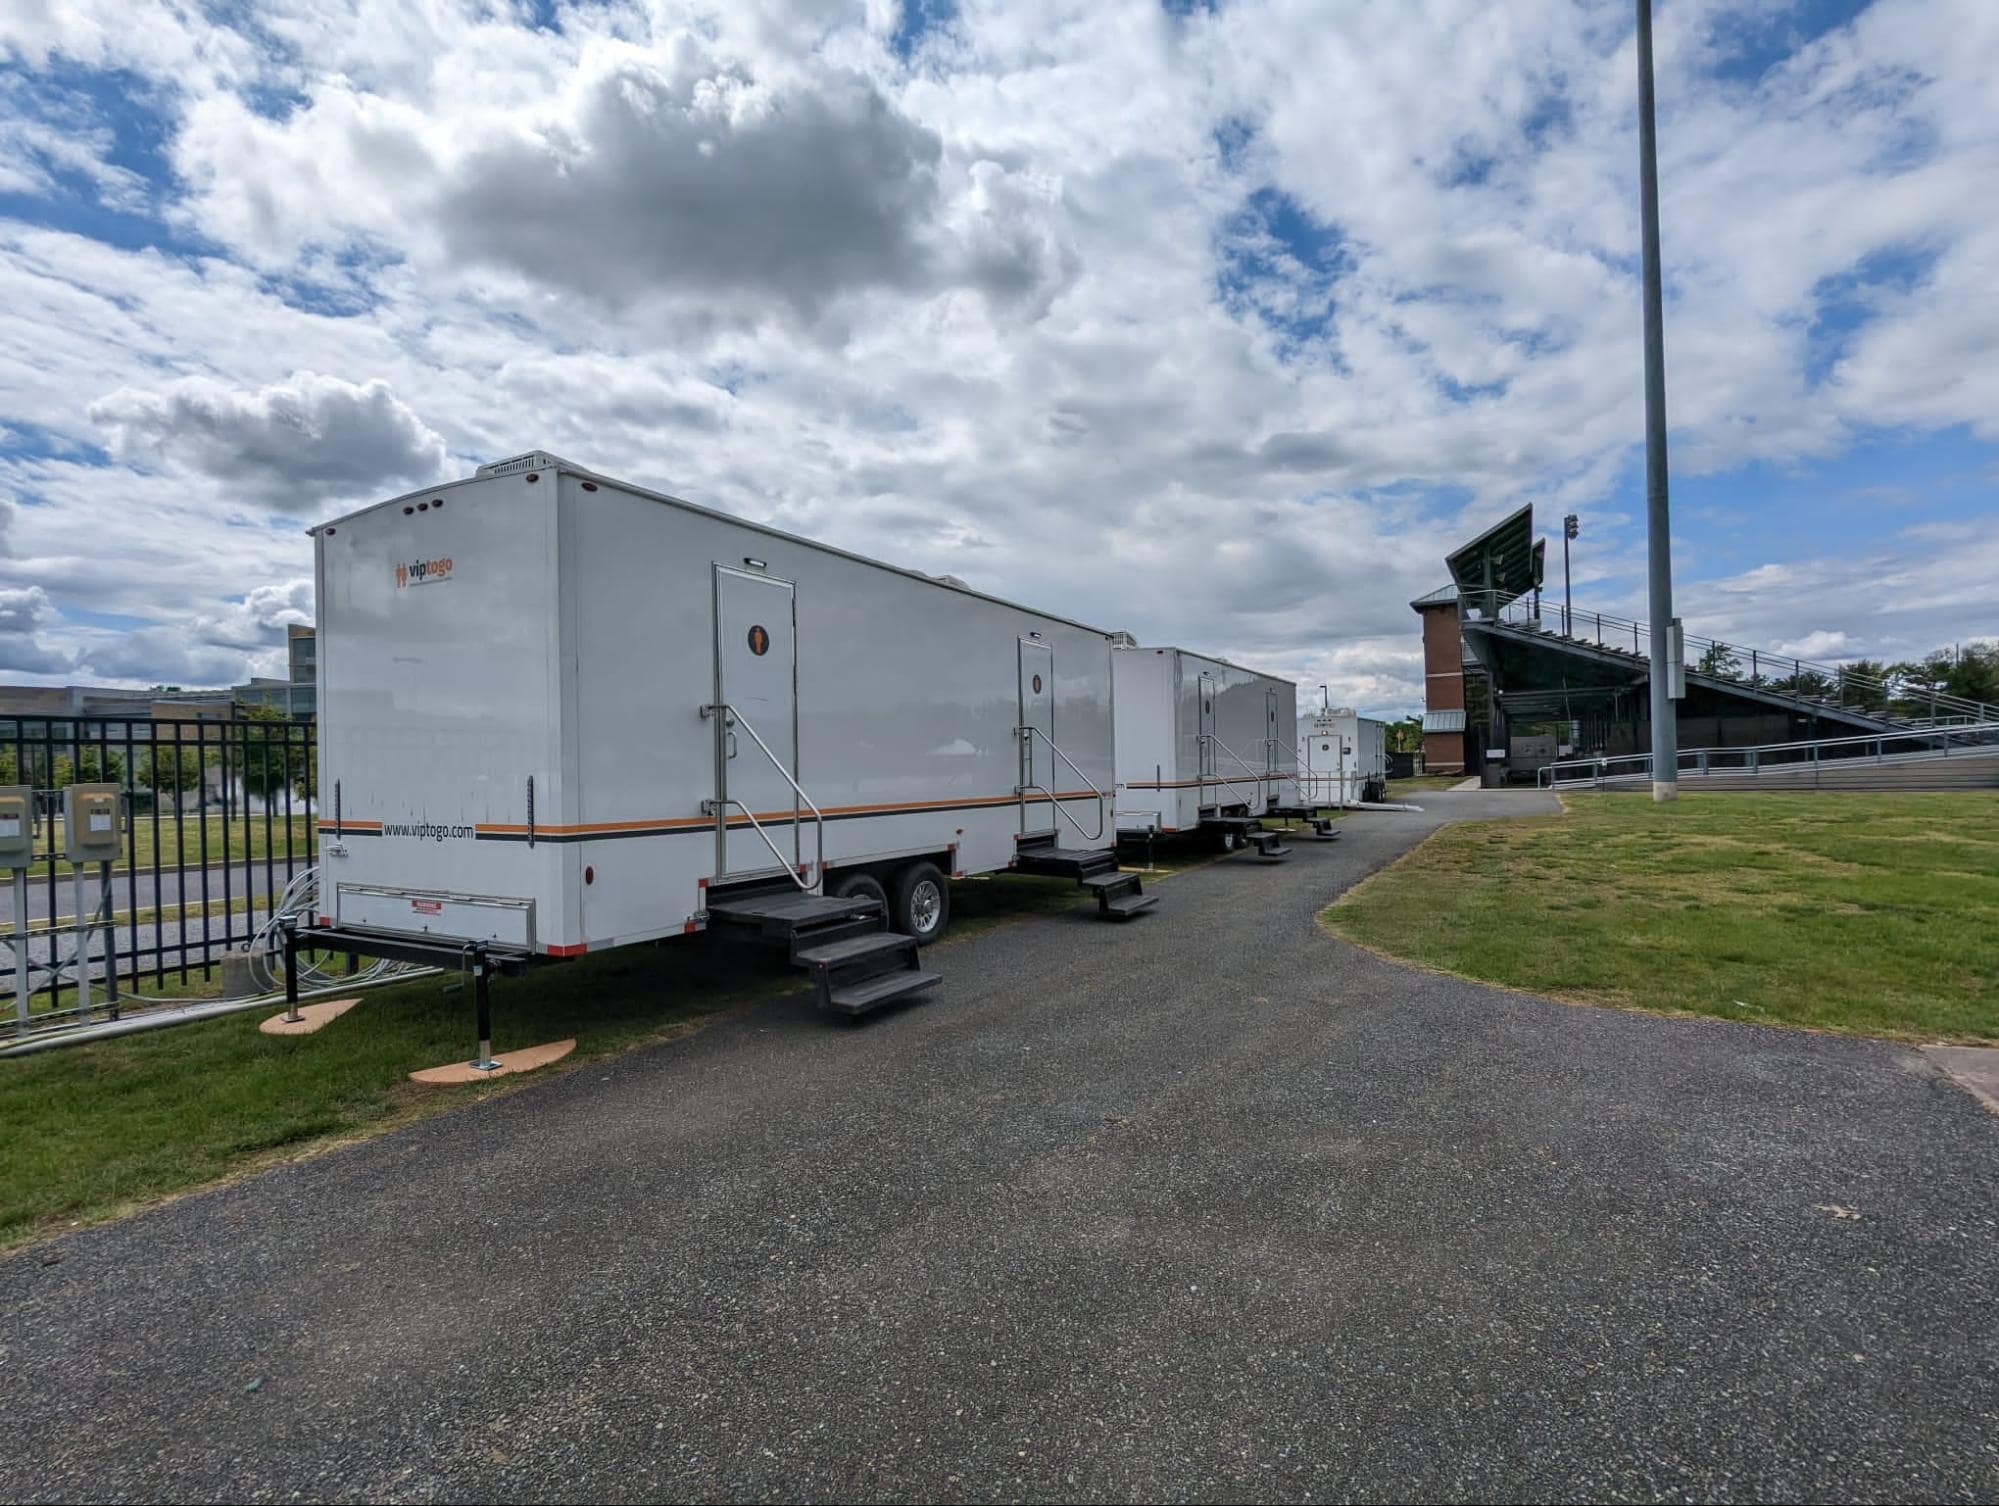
[1840,659,1892,713]
[139,746,205,797]
[1385,717,1423,753]
[56,748,127,787]
[1696,641,1743,678]
[233,705,309,804]
[1944,643,1999,708]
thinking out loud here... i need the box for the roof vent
[476,451,577,478]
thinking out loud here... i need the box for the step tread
[707,890,879,927]
[1102,892,1157,917]
[1079,870,1138,891]
[1016,845,1115,864]
[826,969,943,1015]
[792,932,918,969]
[1015,847,1118,878]
[1253,843,1293,859]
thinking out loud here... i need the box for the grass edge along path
[1320,790,1999,1045]
[0,858,1222,1253]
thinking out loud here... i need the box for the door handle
[726,731,739,760]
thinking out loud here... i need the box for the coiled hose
[246,868,414,995]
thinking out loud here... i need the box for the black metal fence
[0,714,316,1029]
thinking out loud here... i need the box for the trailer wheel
[1213,825,1242,853]
[829,870,890,920]
[891,861,950,944]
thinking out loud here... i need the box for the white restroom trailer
[1111,645,1301,852]
[298,452,1149,1038]
[1298,708,1389,805]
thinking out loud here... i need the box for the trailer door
[1265,688,1280,774]
[1197,672,1218,801]
[713,565,800,881]
[1018,638,1055,838]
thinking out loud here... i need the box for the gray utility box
[63,784,123,863]
[0,786,31,869]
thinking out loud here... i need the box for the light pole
[1562,513,1578,636]
[1636,0,1679,803]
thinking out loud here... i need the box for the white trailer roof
[1123,643,1299,687]
[313,451,1127,641]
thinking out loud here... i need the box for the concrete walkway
[2,790,1993,1502]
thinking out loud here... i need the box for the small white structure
[1113,645,1298,848]
[1298,708,1388,805]
[308,452,1150,1020]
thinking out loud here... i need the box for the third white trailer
[1112,645,1299,839]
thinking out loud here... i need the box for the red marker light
[403,505,414,515]
[525,472,539,483]
[580,481,598,492]
[584,865,595,884]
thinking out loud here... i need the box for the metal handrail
[1462,589,1995,726]
[701,702,826,890]
[1197,731,1266,811]
[1016,725,1108,841]
[1539,720,1999,788]
[704,796,813,892]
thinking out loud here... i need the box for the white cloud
[0,0,1990,700]
[89,372,448,511]
[0,584,74,674]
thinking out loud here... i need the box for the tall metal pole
[1636,0,1679,802]
[1562,513,1578,637]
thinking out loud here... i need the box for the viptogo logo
[395,556,454,589]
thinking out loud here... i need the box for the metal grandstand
[1418,503,1997,781]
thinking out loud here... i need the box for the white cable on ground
[245,867,413,995]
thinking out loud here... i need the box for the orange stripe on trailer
[466,789,1104,836]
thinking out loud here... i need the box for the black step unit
[1014,838,1154,920]
[706,884,936,1017]
[1247,829,1292,859]
[1080,868,1157,919]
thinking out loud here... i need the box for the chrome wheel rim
[910,879,943,935]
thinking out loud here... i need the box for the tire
[1213,825,1242,853]
[890,861,950,944]
[828,869,889,920]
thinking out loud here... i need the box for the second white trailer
[1112,645,1300,850]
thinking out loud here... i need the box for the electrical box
[63,783,123,864]
[0,786,32,869]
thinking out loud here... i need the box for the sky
[0,0,1994,717]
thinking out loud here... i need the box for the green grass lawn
[37,814,313,870]
[0,862,1213,1249]
[1323,791,1999,1042]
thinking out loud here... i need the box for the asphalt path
[10,858,295,923]
[2,791,1994,1502]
